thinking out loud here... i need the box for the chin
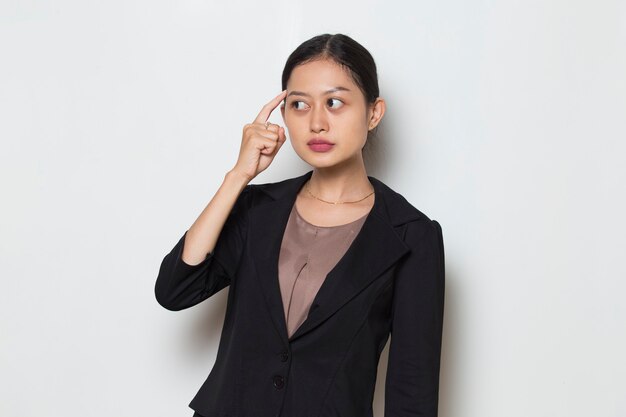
[296,152,336,168]
[306,155,356,171]
[301,156,334,167]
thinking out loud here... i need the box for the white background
[1,1,625,416]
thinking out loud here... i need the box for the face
[280,58,384,169]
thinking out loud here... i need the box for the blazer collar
[248,170,422,344]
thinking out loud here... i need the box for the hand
[231,90,288,181]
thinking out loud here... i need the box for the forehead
[286,59,358,93]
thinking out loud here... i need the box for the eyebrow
[287,86,351,98]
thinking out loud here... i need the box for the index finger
[253,90,288,124]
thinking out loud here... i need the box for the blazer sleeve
[154,184,255,311]
[385,219,445,417]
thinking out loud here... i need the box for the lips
[307,138,334,145]
[307,138,334,153]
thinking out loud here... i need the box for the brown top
[278,203,369,338]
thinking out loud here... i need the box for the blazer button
[272,375,285,389]
[280,352,289,362]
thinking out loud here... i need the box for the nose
[309,105,328,133]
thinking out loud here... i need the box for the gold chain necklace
[304,180,375,205]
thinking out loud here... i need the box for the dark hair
[281,33,380,151]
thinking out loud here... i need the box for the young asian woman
[155,33,445,417]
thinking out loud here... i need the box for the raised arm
[154,90,289,311]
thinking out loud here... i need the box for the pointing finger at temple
[253,90,288,125]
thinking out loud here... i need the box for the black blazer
[155,169,445,417]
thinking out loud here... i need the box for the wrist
[225,169,252,189]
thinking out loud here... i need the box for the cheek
[340,112,369,134]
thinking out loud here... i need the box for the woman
[155,33,445,417]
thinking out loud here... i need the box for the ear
[367,98,385,130]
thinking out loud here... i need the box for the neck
[306,160,373,202]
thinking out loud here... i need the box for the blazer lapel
[249,170,416,344]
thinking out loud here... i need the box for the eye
[327,98,344,109]
[290,100,309,110]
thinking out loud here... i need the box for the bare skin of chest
[294,192,374,227]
